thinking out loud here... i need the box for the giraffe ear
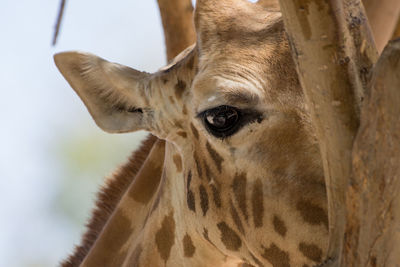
[54,51,152,133]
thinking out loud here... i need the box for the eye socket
[198,105,240,138]
[199,105,264,138]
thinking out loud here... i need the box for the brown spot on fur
[371,256,377,267]
[173,154,183,172]
[130,145,164,204]
[230,200,245,234]
[187,170,192,189]
[194,152,203,178]
[199,185,209,216]
[175,79,186,99]
[162,78,168,84]
[187,190,196,212]
[250,252,264,267]
[177,131,187,138]
[206,141,224,173]
[261,243,290,267]
[232,173,248,221]
[82,209,133,266]
[252,178,264,228]
[169,95,175,104]
[187,171,196,212]
[296,200,328,229]
[182,105,188,115]
[203,160,212,182]
[128,245,143,267]
[190,123,199,139]
[299,242,322,263]
[273,215,287,237]
[150,188,162,215]
[210,184,222,208]
[217,222,242,251]
[174,120,183,129]
[183,233,196,257]
[155,212,176,262]
[202,228,217,248]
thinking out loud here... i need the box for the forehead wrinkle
[221,87,260,106]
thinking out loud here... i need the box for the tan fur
[55,1,329,266]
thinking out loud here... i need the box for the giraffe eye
[201,106,241,138]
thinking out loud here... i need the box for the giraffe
[55,0,329,266]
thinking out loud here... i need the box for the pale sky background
[0,1,167,266]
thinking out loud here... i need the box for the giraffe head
[55,0,328,266]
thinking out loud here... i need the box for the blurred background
[0,1,168,266]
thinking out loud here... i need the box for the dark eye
[198,105,240,138]
[199,105,264,138]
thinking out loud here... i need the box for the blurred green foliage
[51,125,146,240]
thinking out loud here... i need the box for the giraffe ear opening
[54,51,153,133]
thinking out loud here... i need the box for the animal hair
[60,134,159,267]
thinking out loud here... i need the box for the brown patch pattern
[174,79,186,99]
[230,200,245,234]
[252,178,264,227]
[296,200,328,229]
[190,123,199,139]
[298,242,322,263]
[83,209,133,266]
[176,131,187,138]
[173,154,183,172]
[199,185,209,216]
[250,252,264,267]
[203,160,212,181]
[169,95,175,104]
[217,222,242,251]
[174,120,183,129]
[273,215,287,237]
[202,228,217,249]
[194,152,203,178]
[129,153,163,204]
[210,184,222,208]
[183,233,196,257]
[261,243,290,267]
[186,171,196,212]
[232,173,248,221]
[187,191,196,212]
[155,212,176,262]
[206,141,224,172]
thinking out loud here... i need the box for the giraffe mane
[60,134,158,267]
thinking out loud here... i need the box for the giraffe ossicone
[55,0,329,266]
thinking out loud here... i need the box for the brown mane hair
[61,135,158,267]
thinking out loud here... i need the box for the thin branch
[52,0,66,46]
[157,0,196,61]
[344,39,400,266]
